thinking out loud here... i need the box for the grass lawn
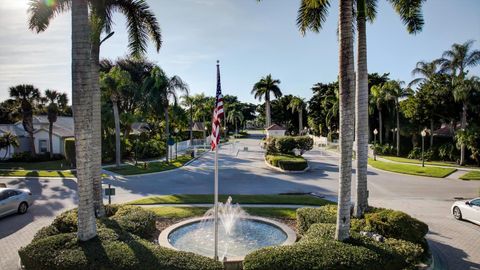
[105,155,193,175]
[148,206,297,219]
[368,158,456,178]
[0,159,72,170]
[0,170,76,178]
[381,156,480,169]
[459,171,480,180]
[128,194,332,206]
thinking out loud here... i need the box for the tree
[287,97,306,134]
[45,89,62,159]
[438,41,480,165]
[181,94,194,146]
[71,0,96,241]
[100,67,132,167]
[384,80,413,156]
[226,109,244,134]
[0,132,19,160]
[251,74,282,127]
[409,61,440,87]
[144,67,188,163]
[370,84,388,144]
[29,0,162,217]
[9,85,40,157]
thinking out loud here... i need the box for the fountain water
[160,196,296,262]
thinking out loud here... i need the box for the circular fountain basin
[158,216,296,262]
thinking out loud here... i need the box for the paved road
[1,132,479,269]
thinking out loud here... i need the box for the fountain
[158,197,296,268]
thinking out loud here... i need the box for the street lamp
[174,128,180,160]
[373,129,378,161]
[421,129,427,167]
[204,126,208,150]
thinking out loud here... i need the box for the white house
[265,124,286,138]
[0,116,74,159]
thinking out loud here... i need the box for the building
[265,124,286,138]
[0,116,74,159]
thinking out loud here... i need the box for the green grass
[381,155,480,169]
[459,171,480,180]
[105,155,193,175]
[368,158,456,178]
[0,159,72,170]
[128,194,332,206]
[148,206,297,219]
[0,170,76,178]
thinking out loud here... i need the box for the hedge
[296,205,338,234]
[64,138,76,168]
[20,228,223,270]
[264,136,313,155]
[266,154,308,171]
[243,238,381,270]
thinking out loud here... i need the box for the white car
[452,197,480,225]
[0,188,34,218]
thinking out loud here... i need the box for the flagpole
[214,145,219,260]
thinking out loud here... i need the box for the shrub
[19,228,223,270]
[295,136,314,153]
[52,209,78,233]
[64,138,76,167]
[407,147,422,159]
[275,137,297,154]
[243,238,381,270]
[264,137,277,154]
[364,209,428,244]
[296,205,337,234]
[438,143,458,161]
[111,205,156,239]
[32,224,60,242]
[265,154,308,171]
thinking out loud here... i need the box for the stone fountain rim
[158,215,297,262]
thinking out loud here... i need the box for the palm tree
[370,84,388,145]
[45,90,61,159]
[251,74,282,128]
[409,61,440,87]
[181,93,194,146]
[100,67,132,167]
[0,132,20,160]
[29,0,162,217]
[191,93,210,144]
[437,40,480,165]
[287,97,306,134]
[9,85,40,157]
[226,109,244,135]
[144,67,188,163]
[71,0,96,241]
[384,80,413,156]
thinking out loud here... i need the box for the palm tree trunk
[354,2,369,218]
[265,99,271,127]
[430,119,434,147]
[91,35,105,217]
[379,109,383,145]
[460,102,467,165]
[396,106,400,156]
[49,121,54,159]
[112,100,121,167]
[298,110,303,134]
[164,105,170,163]
[72,0,96,241]
[336,0,355,241]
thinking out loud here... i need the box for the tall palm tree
[100,67,132,167]
[192,93,210,143]
[181,93,194,146]
[9,85,40,157]
[0,132,20,160]
[226,109,244,135]
[409,61,439,87]
[45,90,61,159]
[437,40,480,165]
[71,0,96,241]
[29,0,162,217]
[287,97,306,134]
[251,74,282,128]
[370,84,388,145]
[144,67,188,163]
[384,80,413,156]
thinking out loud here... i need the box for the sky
[0,0,479,105]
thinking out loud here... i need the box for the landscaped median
[459,171,480,180]
[105,154,193,176]
[265,154,308,171]
[368,158,457,178]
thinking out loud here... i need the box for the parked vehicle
[0,188,34,218]
[452,197,480,225]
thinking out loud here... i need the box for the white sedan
[452,197,480,225]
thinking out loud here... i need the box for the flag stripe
[211,62,223,150]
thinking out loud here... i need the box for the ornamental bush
[265,154,308,171]
[296,205,338,234]
[275,136,297,154]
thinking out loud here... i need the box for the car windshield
[470,199,480,206]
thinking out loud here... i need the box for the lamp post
[421,129,427,167]
[373,128,378,161]
[174,128,179,160]
[204,126,208,150]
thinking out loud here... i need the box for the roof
[266,124,286,131]
[433,123,462,137]
[11,116,74,138]
[131,122,151,134]
[191,122,206,131]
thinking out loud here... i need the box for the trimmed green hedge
[264,136,314,155]
[296,205,338,234]
[244,238,381,270]
[266,154,308,171]
[21,228,223,270]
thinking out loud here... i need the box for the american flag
[211,61,224,150]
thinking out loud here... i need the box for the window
[471,199,480,207]
[39,140,48,153]
[0,191,6,201]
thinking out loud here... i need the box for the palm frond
[28,0,71,33]
[387,0,426,34]
[296,0,331,36]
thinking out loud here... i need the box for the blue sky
[0,0,479,104]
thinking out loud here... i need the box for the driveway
[1,132,479,269]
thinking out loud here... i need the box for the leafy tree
[251,74,282,127]
[370,84,388,144]
[0,132,19,160]
[287,96,306,134]
[226,109,244,134]
[45,89,68,158]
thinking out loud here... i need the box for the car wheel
[453,206,462,220]
[18,202,28,214]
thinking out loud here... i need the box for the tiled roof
[266,124,286,131]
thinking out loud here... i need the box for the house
[265,124,286,138]
[0,116,74,159]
